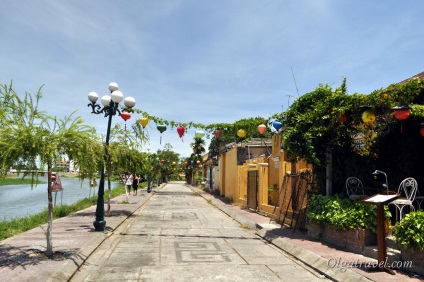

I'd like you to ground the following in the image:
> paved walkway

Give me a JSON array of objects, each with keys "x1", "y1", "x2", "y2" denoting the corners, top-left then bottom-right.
[
  {"x1": 0, "y1": 181, "x2": 422, "y2": 281},
  {"x1": 71, "y1": 183, "x2": 330, "y2": 281}
]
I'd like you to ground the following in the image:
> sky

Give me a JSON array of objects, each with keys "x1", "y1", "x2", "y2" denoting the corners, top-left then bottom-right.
[{"x1": 1, "y1": 0, "x2": 423, "y2": 158}]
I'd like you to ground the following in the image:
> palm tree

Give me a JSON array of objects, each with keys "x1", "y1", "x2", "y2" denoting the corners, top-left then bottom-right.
[{"x1": 191, "y1": 137, "x2": 206, "y2": 159}]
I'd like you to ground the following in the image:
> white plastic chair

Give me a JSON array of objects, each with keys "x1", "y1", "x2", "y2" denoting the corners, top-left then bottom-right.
[
  {"x1": 346, "y1": 177, "x2": 365, "y2": 200},
  {"x1": 389, "y1": 178, "x2": 417, "y2": 221}
]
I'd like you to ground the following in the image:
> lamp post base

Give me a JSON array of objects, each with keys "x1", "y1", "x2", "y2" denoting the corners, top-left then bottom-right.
[
  {"x1": 93, "y1": 219, "x2": 106, "y2": 231},
  {"x1": 147, "y1": 172, "x2": 151, "y2": 193}
]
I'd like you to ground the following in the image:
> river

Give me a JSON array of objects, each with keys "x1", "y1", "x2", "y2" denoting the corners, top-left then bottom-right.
[{"x1": 0, "y1": 176, "x2": 119, "y2": 222}]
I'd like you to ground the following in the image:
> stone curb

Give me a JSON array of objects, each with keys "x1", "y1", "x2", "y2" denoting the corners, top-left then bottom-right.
[{"x1": 256, "y1": 229, "x2": 372, "y2": 282}]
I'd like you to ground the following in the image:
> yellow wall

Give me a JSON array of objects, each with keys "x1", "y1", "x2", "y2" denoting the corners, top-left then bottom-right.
[
  {"x1": 222, "y1": 147, "x2": 238, "y2": 202},
  {"x1": 218, "y1": 135, "x2": 312, "y2": 227},
  {"x1": 257, "y1": 163, "x2": 269, "y2": 212}
]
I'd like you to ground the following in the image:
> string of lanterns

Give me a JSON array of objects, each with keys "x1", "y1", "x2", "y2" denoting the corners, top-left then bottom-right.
[
  {"x1": 342, "y1": 104, "x2": 423, "y2": 136},
  {"x1": 116, "y1": 102, "x2": 423, "y2": 149}
]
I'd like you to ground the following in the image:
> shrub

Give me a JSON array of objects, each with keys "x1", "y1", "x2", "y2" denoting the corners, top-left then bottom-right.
[
  {"x1": 306, "y1": 194, "x2": 391, "y2": 233},
  {"x1": 392, "y1": 211, "x2": 424, "y2": 252}
]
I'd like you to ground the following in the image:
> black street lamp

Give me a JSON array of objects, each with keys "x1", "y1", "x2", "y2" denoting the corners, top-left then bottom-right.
[
  {"x1": 147, "y1": 152, "x2": 155, "y2": 193},
  {"x1": 87, "y1": 82, "x2": 136, "y2": 231}
]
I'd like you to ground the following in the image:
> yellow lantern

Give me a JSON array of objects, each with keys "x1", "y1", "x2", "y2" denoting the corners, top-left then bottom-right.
[
  {"x1": 362, "y1": 110, "x2": 376, "y2": 124},
  {"x1": 139, "y1": 117, "x2": 149, "y2": 128},
  {"x1": 237, "y1": 129, "x2": 247, "y2": 139}
]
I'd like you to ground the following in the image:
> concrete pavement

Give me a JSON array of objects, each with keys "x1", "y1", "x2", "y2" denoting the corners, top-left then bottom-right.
[
  {"x1": 71, "y1": 182, "x2": 331, "y2": 281},
  {"x1": 0, "y1": 181, "x2": 422, "y2": 281}
]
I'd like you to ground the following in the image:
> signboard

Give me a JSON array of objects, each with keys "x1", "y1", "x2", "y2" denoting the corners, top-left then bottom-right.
[{"x1": 352, "y1": 132, "x2": 365, "y2": 151}]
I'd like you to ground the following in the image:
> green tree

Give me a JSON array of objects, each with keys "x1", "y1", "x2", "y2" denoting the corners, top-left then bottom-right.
[
  {"x1": 0, "y1": 83, "x2": 100, "y2": 256},
  {"x1": 191, "y1": 137, "x2": 206, "y2": 158}
]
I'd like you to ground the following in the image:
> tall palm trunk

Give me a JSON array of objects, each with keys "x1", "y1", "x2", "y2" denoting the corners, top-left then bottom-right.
[{"x1": 46, "y1": 162, "x2": 53, "y2": 256}]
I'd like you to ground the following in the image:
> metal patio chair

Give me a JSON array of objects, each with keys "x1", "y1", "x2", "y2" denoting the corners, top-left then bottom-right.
[
  {"x1": 346, "y1": 177, "x2": 366, "y2": 200},
  {"x1": 389, "y1": 177, "x2": 417, "y2": 221}
]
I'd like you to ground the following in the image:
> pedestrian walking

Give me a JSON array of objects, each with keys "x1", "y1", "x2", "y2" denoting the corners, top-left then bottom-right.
[
  {"x1": 123, "y1": 172, "x2": 133, "y2": 194},
  {"x1": 132, "y1": 174, "x2": 140, "y2": 195}
]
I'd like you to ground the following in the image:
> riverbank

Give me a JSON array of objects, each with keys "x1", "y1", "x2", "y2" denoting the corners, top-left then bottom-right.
[
  {"x1": 0, "y1": 184, "x2": 128, "y2": 240},
  {"x1": 0, "y1": 178, "x2": 44, "y2": 185}
]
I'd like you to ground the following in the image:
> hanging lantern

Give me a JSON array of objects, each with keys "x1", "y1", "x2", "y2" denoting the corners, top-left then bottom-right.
[
  {"x1": 272, "y1": 121, "x2": 283, "y2": 132},
  {"x1": 161, "y1": 159, "x2": 165, "y2": 163},
  {"x1": 195, "y1": 130, "x2": 205, "y2": 138},
  {"x1": 393, "y1": 105, "x2": 410, "y2": 120},
  {"x1": 392, "y1": 105, "x2": 410, "y2": 133},
  {"x1": 120, "y1": 111, "x2": 131, "y2": 130},
  {"x1": 420, "y1": 123, "x2": 424, "y2": 137},
  {"x1": 157, "y1": 124, "x2": 167, "y2": 144},
  {"x1": 196, "y1": 160, "x2": 200, "y2": 164},
  {"x1": 139, "y1": 117, "x2": 149, "y2": 138},
  {"x1": 214, "y1": 128, "x2": 222, "y2": 140},
  {"x1": 157, "y1": 124, "x2": 167, "y2": 133},
  {"x1": 139, "y1": 117, "x2": 149, "y2": 128},
  {"x1": 184, "y1": 161, "x2": 188, "y2": 166},
  {"x1": 121, "y1": 111, "x2": 131, "y2": 121},
  {"x1": 237, "y1": 129, "x2": 247, "y2": 139},
  {"x1": 362, "y1": 110, "x2": 376, "y2": 124},
  {"x1": 177, "y1": 125, "x2": 185, "y2": 142},
  {"x1": 258, "y1": 124, "x2": 267, "y2": 135},
  {"x1": 337, "y1": 112, "x2": 348, "y2": 123}
]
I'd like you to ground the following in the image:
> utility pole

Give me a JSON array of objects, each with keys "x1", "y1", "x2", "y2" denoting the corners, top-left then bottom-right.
[{"x1": 286, "y1": 94, "x2": 293, "y2": 109}]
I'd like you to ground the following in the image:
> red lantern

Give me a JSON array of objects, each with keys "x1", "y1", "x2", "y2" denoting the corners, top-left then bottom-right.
[
  {"x1": 392, "y1": 105, "x2": 410, "y2": 133},
  {"x1": 177, "y1": 125, "x2": 185, "y2": 142},
  {"x1": 258, "y1": 124, "x2": 266, "y2": 135},
  {"x1": 393, "y1": 106, "x2": 411, "y2": 120},
  {"x1": 196, "y1": 160, "x2": 200, "y2": 164},
  {"x1": 420, "y1": 124, "x2": 424, "y2": 137},
  {"x1": 161, "y1": 159, "x2": 165, "y2": 163},
  {"x1": 121, "y1": 111, "x2": 131, "y2": 121},
  {"x1": 214, "y1": 128, "x2": 222, "y2": 140},
  {"x1": 338, "y1": 113, "x2": 347, "y2": 123},
  {"x1": 184, "y1": 161, "x2": 188, "y2": 166}
]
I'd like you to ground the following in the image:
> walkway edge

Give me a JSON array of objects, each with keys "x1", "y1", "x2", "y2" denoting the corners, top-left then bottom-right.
[
  {"x1": 47, "y1": 187, "x2": 160, "y2": 282},
  {"x1": 256, "y1": 229, "x2": 372, "y2": 282}
]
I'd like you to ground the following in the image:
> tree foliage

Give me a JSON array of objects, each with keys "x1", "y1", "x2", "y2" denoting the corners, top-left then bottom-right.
[
  {"x1": 283, "y1": 77, "x2": 424, "y2": 193},
  {"x1": 0, "y1": 82, "x2": 100, "y2": 255}
]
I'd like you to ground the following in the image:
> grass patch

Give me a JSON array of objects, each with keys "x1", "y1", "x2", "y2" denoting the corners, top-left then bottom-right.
[
  {"x1": 0, "y1": 184, "x2": 126, "y2": 241},
  {"x1": 0, "y1": 177, "x2": 44, "y2": 185}
]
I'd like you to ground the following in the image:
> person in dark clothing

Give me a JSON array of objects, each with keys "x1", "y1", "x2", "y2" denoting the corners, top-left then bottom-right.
[{"x1": 132, "y1": 174, "x2": 140, "y2": 195}]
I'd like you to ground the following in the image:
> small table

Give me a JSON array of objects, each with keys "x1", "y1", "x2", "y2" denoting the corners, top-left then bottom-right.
[{"x1": 362, "y1": 193, "x2": 399, "y2": 275}]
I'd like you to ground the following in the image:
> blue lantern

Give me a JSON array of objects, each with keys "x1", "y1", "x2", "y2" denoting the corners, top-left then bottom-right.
[{"x1": 272, "y1": 121, "x2": 283, "y2": 131}]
